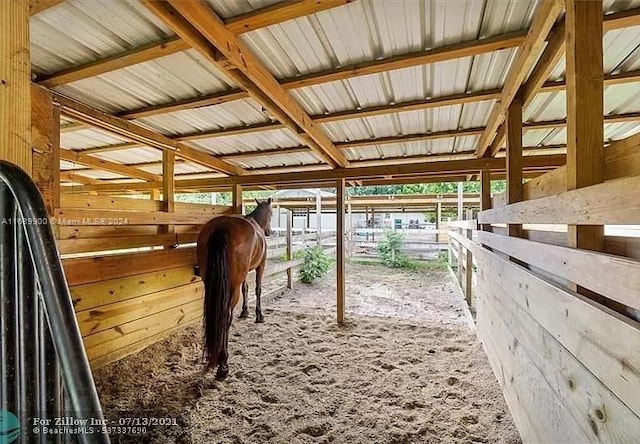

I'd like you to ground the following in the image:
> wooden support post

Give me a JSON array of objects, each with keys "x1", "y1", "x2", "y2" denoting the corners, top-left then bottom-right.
[
  {"x1": 305, "y1": 207, "x2": 310, "y2": 235},
  {"x1": 347, "y1": 202, "x2": 353, "y2": 258},
  {"x1": 286, "y1": 209, "x2": 293, "y2": 289},
  {"x1": 565, "y1": 0, "x2": 604, "y2": 253},
  {"x1": 0, "y1": 0, "x2": 31, "y2": 172},
  {"x1": 506, "y1": 91, "x2": 523, "y2": 238},
  {"x1": 232, "y1": 183, "x2": 243, "y2": 215},
  {"x1": 480, "y1": 170, "x2": 491, "y2": 232},
  {"x1": 162, "y1": 149, "x2": 175, "y2": 238},
  {"x1": 371, "y1": 209, "x2": 375, "y2": 242},
  {"x1": 336, "y1": 178, "x2": 346, "y2": 324},
  {"x1": 150, "y1": 189, "x2": 161, "y2": 200},
  {"x1": 464, "y1": 227, "x2": 473, "y2": 307},
  {"x1": 457, "y1": 182, "x2": 463, "y2": 220},
  {"x1": 436, "y1": 201, "x2": 442, "y2": 243},
  {"x1": 316, "y1": 190, "x2": 322, "y2": 246},
  {"x1": 31, "y1": 84, "x2": 60, "y2": 214},
  {"x1": 457, "y1": 227, "x2": 464, "y2": 284},
  {"x1": 365, "y1": 206, "x2": 369, "y2": 242}
]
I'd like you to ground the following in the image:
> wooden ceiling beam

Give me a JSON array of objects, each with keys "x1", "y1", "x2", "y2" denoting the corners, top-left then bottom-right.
[
  {"x1": 475, "y1": 0, "x2": 564, "y2": 158},
  {"x1": 29, "y1": 0, "x2": 63, "y2": 15},
  {"x1": 59, "y1": 171, "x2": 102, "y2": 185},
  {"x1": 336, "y1": 127, "x2": 485, "y2": 150},
  {"x1": 61, "y1": 153, "x2": 565, "y2": 193},
  {"x1": 53, "y1": 93, "x2": 243, "y2": 175},
  {"x1": 60, "y1": 149, "x2": 161, "y2": 182},
  {"x1": 145, "y1": 0, "x2": 347, "y2": 168}
]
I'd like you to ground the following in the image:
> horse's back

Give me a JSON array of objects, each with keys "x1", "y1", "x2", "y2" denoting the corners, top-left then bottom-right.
[{"x1": 197, "y1": 215, "x2": 265, "y2": 279}]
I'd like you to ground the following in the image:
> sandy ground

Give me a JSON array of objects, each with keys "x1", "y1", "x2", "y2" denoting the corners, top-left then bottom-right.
[{"x1": 94, "y1": 263, "x2": 520, "y2": 444}]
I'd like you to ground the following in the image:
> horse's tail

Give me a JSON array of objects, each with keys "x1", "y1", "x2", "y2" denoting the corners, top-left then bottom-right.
[{"x1": 203, "y1": 229, "x2": 231, "y2": 367}]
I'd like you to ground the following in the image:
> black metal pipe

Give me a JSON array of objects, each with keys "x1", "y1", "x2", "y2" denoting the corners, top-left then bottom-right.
[
  {"x1": 0, "y1": 161, "x2": 109, "y2": 444},
  {"x1": 17, "y1": 212, "x2": 39, "y2": 441},
  {"x1": 0, "y1": 183, "x2": 17, "y2": 413}
]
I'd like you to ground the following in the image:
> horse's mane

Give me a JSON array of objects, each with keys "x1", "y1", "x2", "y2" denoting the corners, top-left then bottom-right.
[{"x1": 246, "y1": 202, "x2": 270, "y2": 228}]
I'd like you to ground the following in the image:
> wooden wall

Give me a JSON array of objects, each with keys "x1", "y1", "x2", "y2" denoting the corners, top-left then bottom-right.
[
  {"x1": 56, "y1": 194, "x2": 229, "y2": 369},
  {"x1": 448, "y1": 130, "x2": 640, "y2": 441}
]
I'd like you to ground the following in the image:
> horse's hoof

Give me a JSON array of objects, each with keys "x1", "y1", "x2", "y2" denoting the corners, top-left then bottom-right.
[
  {"x1": 215, "y1": 367, "x2": 229, "y2": 381},
  {"x1": 239, "y1": 310, "x2": 249, "y2": 319},
  {"x1": 255, "y1": 317, "x2": 265, "y2": 324}
]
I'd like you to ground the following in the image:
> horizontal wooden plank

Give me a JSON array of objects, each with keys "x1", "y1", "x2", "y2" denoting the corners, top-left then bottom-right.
[
  {"x1": 63, "y1": 247, "x2": 196, "y2": 286},
  {"x1": 478, "y1": 231, "x2": 640, "y2": 311},
  {"x1": 54, "y1": 208, "x2": 215, "y2": 225},
  {"x1": 479, "y1": 175, "x2": 640, "y2": 225},
  {"x1": 60, "y1": 194, "x2": 230, "y2": 214},
  {"x1": 71, "y1": 266, "x2": 198, "y2": 312},
  {"x1": 58, "y1": 232, "x2": 198, "y2": 254},
  {"x1": 89, "y1": 317, "x2": 200, "y2": 370},
  {"x1": 84, "y1": 300, "x2": 202, "y2": 360},
  {"x1": 76, "y1": 281, "x2": 203, "y2": 336},
  {"x1": 474, "y1": 247, "x2": 640, "y2": 417},
  {"x1": 477, "y1": 284, "x2": 640, "y2": 442},
  {"x1": 477, "y1": 295, "x2": 591, "y2": 443},
  {"x1": 56, "y1": 224, "x2": 201, "y2": 240}
]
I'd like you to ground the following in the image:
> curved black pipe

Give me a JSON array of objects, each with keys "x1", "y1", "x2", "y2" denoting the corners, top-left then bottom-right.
[{"x1": 0, "y1": 160, "x2": 109, "y2": 444}]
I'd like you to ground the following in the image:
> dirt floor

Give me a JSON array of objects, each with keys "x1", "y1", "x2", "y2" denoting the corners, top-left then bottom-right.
[{"x1": 94, "y1": 263, "x2": 520, "y2": 444}]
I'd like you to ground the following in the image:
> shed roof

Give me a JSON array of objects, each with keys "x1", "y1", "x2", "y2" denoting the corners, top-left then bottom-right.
[{"x1": 29, "y1": 0, "x2": 640, "y2": 191}]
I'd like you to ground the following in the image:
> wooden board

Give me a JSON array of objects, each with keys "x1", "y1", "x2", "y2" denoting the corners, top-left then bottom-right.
[
  {"x1": 84, "y1": 300, "x2": 202, "y2": 360},
  {"x1": 63, "y1": 247, "x2": 196, "y2": 286},
  {"x1": 71, "y1": 266, "x2": 198, "y2": 312},
  {"x1": 478, "y1": 231, "x2": 640, "y2": 311},
  {"x1": 473, "y1": 247, "x2": 640, "y2": 417},
  {"x1": 58, "y1": 232, "x2": 198, "y2": 254},
  {"x1": 76, "y1": 281, "x2": 203, "y2": 336},
  {"x1": 477, "y1": 296, "x2": 591, "y2": 443},
  {"x1": 89, "y1": 317, "x2": 200, "y2": 370},
  {"x1": 53, "y1": 208, "x2": 215, "y2": 225},
  {"x1": 0, "y1": 0, "x2": 31, "y2": 172},
  {"x1": 31, "y1": 84, "x2": 60, "y2": 213},
  {"x1": 477, "y1": 282, "x2": 640, "y2": 442},
  {"x1": 56, "y1": 224, "x2": 201, "y2": 240},
  {"x1": 478, "y1": 175, "x2": 640, "y2": 225}
]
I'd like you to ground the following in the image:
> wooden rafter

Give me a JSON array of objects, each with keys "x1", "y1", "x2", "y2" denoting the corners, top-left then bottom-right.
[
  {"x1": 75, "y1": 109, "x2": 640, "y2": 164},
  {"x1": 60, "y1": 149, "x2": 162, "y2": 182},
  {"x1": 486, "y1": 7, "x2": 640, "y2": 157},
  {"x1": 475, "y1": 0, "x2": 563, "y2": 158},
  {"x1": 143, "y1": 0, "x2": 347, "y2": 168},
  {"x1": 36, "y1": 0, "x2": 350, "y2": 87},
  {"x1": 53, "y1": 93, "x2": 243, "y2": 175},
  {"x1": 65, "y1": 154, "x2": 565, "y2": 193},
  {"x1": 29, "y1": 0, "x2": 63, "y2": 15}
]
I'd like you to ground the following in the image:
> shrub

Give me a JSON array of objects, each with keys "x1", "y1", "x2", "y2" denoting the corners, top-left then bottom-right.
[
  {"x1": 377, "y1": 231, "x2": 412, "y2": 268},
  {"x1": 299, "y1": 246, "x2": 331, "y2": 283}
]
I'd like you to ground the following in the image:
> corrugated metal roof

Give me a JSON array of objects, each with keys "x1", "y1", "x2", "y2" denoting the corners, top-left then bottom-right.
[
  {"x1": 31, "y1": 0, "x2": 174, "y2": 76},
  {"x1": 53, "y1": 49, "x2": 235, "y2": 114},
  {"x1": 187, "y1": 128, "x2": 301, "y2": 156},
  {"x1": 28, "y1": 0, "x2": 640, "y2": 176}
]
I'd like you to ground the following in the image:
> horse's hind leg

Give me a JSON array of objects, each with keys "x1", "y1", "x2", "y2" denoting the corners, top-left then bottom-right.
[
  {"x1": 255, "y1": 262, "x2": 265, "y2": 323},
  {"x1": 216, "y1": 308, "x2": 233, "y2": 380},
  {"x1": 239, "y1": 280, "x2": 249, "y2": 319}
]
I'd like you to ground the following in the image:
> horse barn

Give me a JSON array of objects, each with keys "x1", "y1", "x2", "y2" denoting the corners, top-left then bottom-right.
[{"x1": 1, "y1": 0, "x2": 640, "y2": 442}]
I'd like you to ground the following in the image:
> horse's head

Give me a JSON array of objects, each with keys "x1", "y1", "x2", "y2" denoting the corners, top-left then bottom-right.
[{"x1": 253, "y1": 197, "x2": 273, "y2": 236}]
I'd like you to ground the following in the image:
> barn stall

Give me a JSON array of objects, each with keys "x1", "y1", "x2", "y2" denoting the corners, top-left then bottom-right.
[{"x1": 1, "y1": 0, "x2": 640, "y2": 442}]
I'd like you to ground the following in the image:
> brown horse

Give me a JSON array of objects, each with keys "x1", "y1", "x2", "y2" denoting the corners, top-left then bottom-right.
[{"x1": 196, "y1": 198, "x2": 273, "y2": 379}]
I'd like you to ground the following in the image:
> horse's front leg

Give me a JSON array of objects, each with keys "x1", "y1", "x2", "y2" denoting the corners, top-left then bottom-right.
[
  {"x1": 239, "y1": 280, "x2": 249, "y2": 319},
  {"x1": 255, "y1": 261, "x2": 265, "y2": 323}
]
